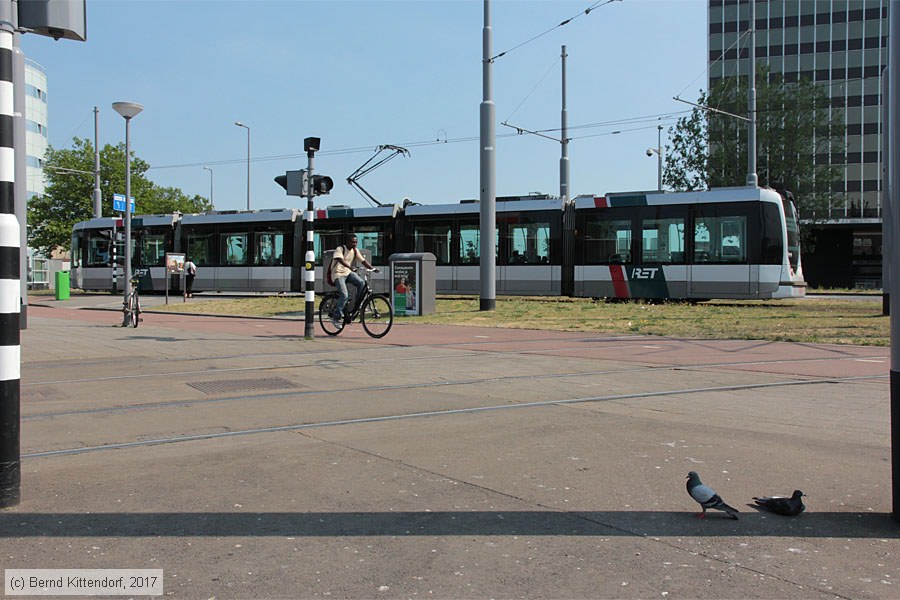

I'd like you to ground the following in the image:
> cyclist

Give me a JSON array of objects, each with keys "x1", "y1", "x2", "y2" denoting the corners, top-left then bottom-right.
[{"x1": 329, "y1": 234, "x2": 378, "y2": 328}]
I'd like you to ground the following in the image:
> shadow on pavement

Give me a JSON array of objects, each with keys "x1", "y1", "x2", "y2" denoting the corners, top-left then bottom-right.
[{"x1": 1, "y1": 511, "x2": 897, "y2": 538}]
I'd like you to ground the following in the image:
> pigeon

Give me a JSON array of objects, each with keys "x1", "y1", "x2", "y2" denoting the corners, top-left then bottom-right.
[
  {"x1": 752, "y1": 490, "x2": 805, "y2": 516},
  {"x1": 686, "y1": 471, "x2": 739, "y2": 519}
]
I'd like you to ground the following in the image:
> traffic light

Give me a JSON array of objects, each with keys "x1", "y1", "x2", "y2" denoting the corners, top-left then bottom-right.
[
  {"x1": 311, "y1": 175, "x2": 334, "y2": 196},
  {"x1": 274, "y1": 170, "x2": 308, "y2": 197}
]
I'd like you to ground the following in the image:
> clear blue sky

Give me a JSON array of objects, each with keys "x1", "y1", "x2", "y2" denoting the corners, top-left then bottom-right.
[{"x1": 22, "y1": 0, "x2": 707, "y2": 213}]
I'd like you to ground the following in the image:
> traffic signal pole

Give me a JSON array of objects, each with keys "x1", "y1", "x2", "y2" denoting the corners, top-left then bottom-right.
[
  {"x1": 304, "y1": 139, "x2": 318, "y2": 340},
  {"x1": 0, "y1": 1, "x2": 21, "y2": 508}
]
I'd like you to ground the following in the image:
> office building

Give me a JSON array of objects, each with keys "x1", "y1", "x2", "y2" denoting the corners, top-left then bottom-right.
[{"x1": 708, "y1": 0, "x2": 887, "y2": 288}]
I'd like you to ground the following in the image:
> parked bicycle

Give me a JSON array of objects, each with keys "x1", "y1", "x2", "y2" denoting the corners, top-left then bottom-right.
[
  {"x1": 122, "y1": 268, "x2": 147, "y2": 328},
  {"x1": 319, "y1": 268, "x2": 393, "y2": 338}
]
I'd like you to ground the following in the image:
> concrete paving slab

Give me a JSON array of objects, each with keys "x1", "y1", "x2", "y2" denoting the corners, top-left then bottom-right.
[{"x1": 1, "y1": 300, "x2": 897, "y2": 599}]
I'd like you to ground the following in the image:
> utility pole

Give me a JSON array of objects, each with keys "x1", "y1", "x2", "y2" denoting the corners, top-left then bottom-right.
[{"x1": 479, "y1": 0, "x2": 496, "y2": 311}]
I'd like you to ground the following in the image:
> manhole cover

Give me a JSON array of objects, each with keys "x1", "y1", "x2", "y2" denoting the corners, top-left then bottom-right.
[{"x1": 188, "y1": 377, "x2": 302, "y2": 395}]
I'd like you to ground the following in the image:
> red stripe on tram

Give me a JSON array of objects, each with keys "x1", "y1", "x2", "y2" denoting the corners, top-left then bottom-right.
[
  {"x1": 610, "y1": 265, "x2": 630, "y2": 298},
  {"x1": 593, "y1": 196, "x2": 608, "y2": 208}
]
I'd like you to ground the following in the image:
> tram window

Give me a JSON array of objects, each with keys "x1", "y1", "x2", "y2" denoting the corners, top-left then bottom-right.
[
  {"x1": 760, "y1": 203, "x2": 785, "y2": 264},
  {"x1": 253, "y1": 231, "x2": 285, "y2": 266},
  {"x1": 584, "y1": 218, "x2": 631, "y2": 264},
  {"x1": 86, "y1": 233, "x2": 111, "y2": 267},
  {"x1": 186, "y1": 232, "x2": 215, "y2": 266},
  {"x1": 641, "y1": 217, "x2": 685, "y2": 264},
  {"x1": 315, "y1": 228, "x2": 343, "y2": 265},
  {"x1": 71, "y1": 234, "x2": 82, "y2": 268},
  {"x1": 354, "y1": 228, "x2": 384, "y2": 264},
  {"x1": 141, "y1": 234, "x2": 167, "y2": 267},
  {"x1": 221, "y1": 233, "x2": 249, "y2": 266},
  {"x1": 507, "y1": 221, "x2": 550, "y2": 264},
  {"x1": 694, "y1": 213, "x2": 747, "y2": 263},
  {"x1": 413, "y1": 223, "x2": 451, "y2": 265},
  {"x1": 459, "y1": 223, "x2": 480, "y2": 264}
]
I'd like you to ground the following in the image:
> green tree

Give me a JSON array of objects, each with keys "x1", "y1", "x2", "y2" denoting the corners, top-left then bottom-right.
[
  {"x1": 663, "y1": 67, "x2": 845, "y2": 221},
  {"x1": 27, "y1": 137, "x2": 212, "y2": 256}
]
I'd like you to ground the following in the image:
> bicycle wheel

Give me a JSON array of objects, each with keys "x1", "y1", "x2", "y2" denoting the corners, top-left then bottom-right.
[
  {"x1": 319, "y1": 294, "x2": 343, "y2": 336},
  {"x1": 129, "y1": 293, "x2": 140, "y2": 328},
  {"x1": 360, "y1": 294, "x2": 393, "y2": 338}
]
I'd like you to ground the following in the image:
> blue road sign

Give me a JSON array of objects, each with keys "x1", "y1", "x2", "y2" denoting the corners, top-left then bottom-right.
[{"x1": 113, "y1": 193, "x2": 136, "y2": 213}]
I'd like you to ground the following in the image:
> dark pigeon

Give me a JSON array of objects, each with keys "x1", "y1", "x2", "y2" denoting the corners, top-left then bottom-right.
[
  {"x1": 686, "y1": 471, "x2": 739, "y2": 520},
  {"x1": 752, "y1": 490, "x2": 805, "y2": 516}
]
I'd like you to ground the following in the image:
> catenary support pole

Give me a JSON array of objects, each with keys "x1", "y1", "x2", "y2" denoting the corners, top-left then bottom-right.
[
  {"x1": 559, "y1": 45, "x2": 569, "y2": 201},
  {"x1": 883, "y1": 69, "x2": 890, "y2": 317},
  {"x1": 479, "y1": 0, "x2": 496, "y2": 311},
  {"x1": 0, "y1": 4, "x2": 22, "y2": 508},
  {"x1": 889, "y1": 0, "x2": 900, "y2": 524},
  {"x1": 93, "y1": 107, "x2": 101, "y2": 218},
  {"x1": 304, "y1": 149, "x2": 316, "y2": 340},
  {"x1": 746, "y1": 0, "x2": 757, "y2": 187}
]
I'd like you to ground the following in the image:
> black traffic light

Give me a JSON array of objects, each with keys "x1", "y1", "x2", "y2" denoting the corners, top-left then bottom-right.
[
  {"x1": 311, "y1": 175, "x2": 334, "y2": 196},
  {"x1": 274, "y1": 170, "x2": 308, "y2": 197}
]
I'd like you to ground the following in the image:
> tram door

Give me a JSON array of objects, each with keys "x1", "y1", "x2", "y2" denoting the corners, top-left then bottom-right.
[{"x1": 689, "y1": 212, "x2": 750, "y2": 297}]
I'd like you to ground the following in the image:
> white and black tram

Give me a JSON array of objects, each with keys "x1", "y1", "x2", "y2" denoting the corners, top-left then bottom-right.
[{"x1": 71, "y1": 186, "x2": 805, "y2": 300}]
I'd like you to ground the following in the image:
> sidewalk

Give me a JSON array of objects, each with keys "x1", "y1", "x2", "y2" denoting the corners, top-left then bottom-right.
[{"x1": 2, "y1": 299, "x2": 897, "y2": 598}]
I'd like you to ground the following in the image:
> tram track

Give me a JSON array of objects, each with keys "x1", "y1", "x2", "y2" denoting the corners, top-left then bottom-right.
[
  {"x1": 22, "y1": 342, "x2": 888, "y2": 388},
  {"x1": 22, "y1": 373, "x2": 886, "y2": 460},
  {"x1": 21, "y1": 349, "x2": 888, "y2": 421}
]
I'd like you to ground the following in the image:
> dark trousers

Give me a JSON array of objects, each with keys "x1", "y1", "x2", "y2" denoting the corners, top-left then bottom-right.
[{"x1": 186, "y1": 274, "x2": 195, "y2": 295}]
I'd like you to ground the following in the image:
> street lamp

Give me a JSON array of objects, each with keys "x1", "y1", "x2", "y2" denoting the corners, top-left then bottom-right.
[
  {"x1": 202, "y1": 166, "x2": 214, "y2": 210},
  {"x1": 646, "y1": 125, "x2": 664, "y2": 192},
  {"x1": 234, "y1": 121, "x2": 250, "y2": 210},
  {"x1": 112, "y1": 101, "x2": 144, "y2": 326}
]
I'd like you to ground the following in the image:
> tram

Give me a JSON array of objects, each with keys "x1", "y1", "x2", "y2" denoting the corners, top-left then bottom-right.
[{"x1": 70, "y1": 186, "x2": 805, "y2": 300}]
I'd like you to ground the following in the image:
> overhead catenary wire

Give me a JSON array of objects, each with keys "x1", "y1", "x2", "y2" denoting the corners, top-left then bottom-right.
[
  {"x1": 147, "y1": 108, "x2": 688, "y2": 172},
  {"x1": 489, "y1": 0, "x2": 622, "y2": 62}
]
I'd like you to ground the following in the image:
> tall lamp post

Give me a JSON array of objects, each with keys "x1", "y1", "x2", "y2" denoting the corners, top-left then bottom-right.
[
  {"x1": 235, "y1": 121, "x2": 251, "y2": 210},
  {"x1": 646, "y1": 125, "x2": 664, "y2": 192},
  {"x1": 203, "y1": 166, "x2": 214, "y2": 209},
  {"x1": 112, "y1": 101, "x2": 143, "y2": 326}
]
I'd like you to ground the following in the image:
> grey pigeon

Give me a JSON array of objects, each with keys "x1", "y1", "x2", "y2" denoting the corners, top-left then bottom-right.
[
  {"x1": 752, "y1": 490, "x2": 805, "y2": 516},
  {"x1": 686, "y1": 471, "x2": 739, "y2": 519}
]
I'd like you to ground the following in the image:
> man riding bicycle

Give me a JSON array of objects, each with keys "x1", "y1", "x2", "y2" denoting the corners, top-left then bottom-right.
[{"x1": 329, "y1": 234, "x2": 378, "y2": 329}]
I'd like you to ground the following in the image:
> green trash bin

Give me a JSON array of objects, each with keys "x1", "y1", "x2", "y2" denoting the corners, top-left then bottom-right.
[{"x1": 55, "y1": 271, "x2": 70, "y2": 300}]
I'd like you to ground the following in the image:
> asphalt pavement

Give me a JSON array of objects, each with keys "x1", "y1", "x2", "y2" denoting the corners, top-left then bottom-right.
[{"x1": 2, "y1": 293, "x2": 898, "y2": 599}]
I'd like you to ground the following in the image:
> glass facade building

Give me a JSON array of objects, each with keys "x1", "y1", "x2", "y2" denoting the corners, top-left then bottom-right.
[
  {"x1": 708, "y1": 0, "x2": 888, "y2": 219},
  {"x1": 25, "y1": 58, "x2": 48, "y2": 201}
]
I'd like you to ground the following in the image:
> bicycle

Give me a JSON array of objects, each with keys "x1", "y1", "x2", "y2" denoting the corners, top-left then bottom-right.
[
  {"x1": 122, "y1": 268, "x2": 147, "y2": 328},
  {"x1": 319, "y1": 268, "x2": 393, "y2": 338}
]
